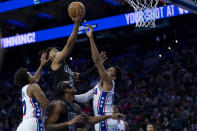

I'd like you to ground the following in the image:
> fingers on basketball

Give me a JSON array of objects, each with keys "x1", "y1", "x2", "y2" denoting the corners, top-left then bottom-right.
[{"x1": 68, "y1": 2, "x2": 86, "y2": 19}]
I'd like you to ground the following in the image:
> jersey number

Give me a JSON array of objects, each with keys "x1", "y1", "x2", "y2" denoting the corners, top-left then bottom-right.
[{"x1": 22, "y1": 100, "x2": 26, "y2": 116}]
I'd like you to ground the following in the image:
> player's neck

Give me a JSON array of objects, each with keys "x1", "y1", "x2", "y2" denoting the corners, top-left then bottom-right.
[{"x1": 63, "y1": 94, "x2": 74, "y2": 105}]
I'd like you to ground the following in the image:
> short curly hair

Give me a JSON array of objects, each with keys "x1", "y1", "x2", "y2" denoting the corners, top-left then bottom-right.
[{"x1": 14, "y1": 68, "x2": 29, "y2": 87}]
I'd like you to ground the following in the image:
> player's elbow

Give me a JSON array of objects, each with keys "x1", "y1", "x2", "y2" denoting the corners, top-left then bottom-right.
[
  {"x1": 77, "y1": 99, "x2": 87, "y2": 103},
  {"x1": 75, "y1": 95, "x2": 89, "y2": 103}
]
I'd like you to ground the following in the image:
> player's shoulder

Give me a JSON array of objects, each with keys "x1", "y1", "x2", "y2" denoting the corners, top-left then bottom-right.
[
  {"x1": 27, "y1": 83, "x2": 40, "y2": 93},
  {"x1": 29, "y1": 83, "x2": 40, "y2": 89},
  {"x1": 53, "y1": 100, "x2": 65, "y2": 113}
]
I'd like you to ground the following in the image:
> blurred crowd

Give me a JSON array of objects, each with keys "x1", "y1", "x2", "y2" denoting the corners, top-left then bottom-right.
[{"x1": 1, "y1": 40, "x2": 197, "y2": 131}]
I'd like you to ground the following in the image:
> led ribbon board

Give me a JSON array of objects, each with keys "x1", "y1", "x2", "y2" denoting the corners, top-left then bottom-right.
[
  {"x1": 0, "y1": 0, "x2": 53, "y2": 13},
  {"x1": 1, "y1": 5, "x2": 190, "y2": 48}
]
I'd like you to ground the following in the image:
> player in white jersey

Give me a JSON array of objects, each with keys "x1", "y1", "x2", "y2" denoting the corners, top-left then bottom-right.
[
  {"x1": 113, "y1": 105, "x2": 129, "y2": 131},
  {"x1": 75, "y1": 25, "x2": 122, "y2": 131},
  {"x1": 14, "y1": 53, "x2": 51, "y2": 131},
  {"x1": 15, "y1": 53, "x2": 81, "y2": 131}
]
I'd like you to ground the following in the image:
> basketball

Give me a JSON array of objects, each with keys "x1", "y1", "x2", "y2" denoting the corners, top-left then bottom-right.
[{"x1": 68, "y1": 2, "x2": 85, "y2": 19}]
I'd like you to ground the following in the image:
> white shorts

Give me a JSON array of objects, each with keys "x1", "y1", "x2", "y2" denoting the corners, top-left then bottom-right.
[
  {"x1": 95, "y1": 118, "x2": 118, "y2": 131},
  {"x1": 17, "y1": 118, "x2": 45, "y2": 131}
]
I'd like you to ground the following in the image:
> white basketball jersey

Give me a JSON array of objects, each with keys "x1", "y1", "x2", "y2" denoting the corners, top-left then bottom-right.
[
  {"x1": 93, "y1": 81, "x2": 118, "y2": 131},
  {"x1": 118, "y1": 120, "x2": 126, "y2": 131},
  {"x1": 22, "y1": 85, "x2": 43, "y2": 121}
]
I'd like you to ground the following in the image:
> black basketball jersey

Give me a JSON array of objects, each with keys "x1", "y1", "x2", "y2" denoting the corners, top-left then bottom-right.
[
  {"x1": 57, "y1": 100, "x2": 83, "y2": 131},
  {"x1": 52, "y1": 63, "x2": 74, "y2": 90}
]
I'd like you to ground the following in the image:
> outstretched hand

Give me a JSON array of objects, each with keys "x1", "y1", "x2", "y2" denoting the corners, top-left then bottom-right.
[
  {"x1": 67, "y1": 114, "x2": 85, "y2": 126},
  {"x1": 40, "y1": 53, "x2": 51, "y2": 66},
  {"x1": 111, "y1": 113, "x2": 126, "y2": 120},
  {"x1": 71, "y1": 9, "x2": 84, "y2": 24},
  {"x1": 99, "y1": 51, "x2": 108, "y2": 64},
  {"x1": 86, "y1": 24, "x2": 93, "y2": 38}
]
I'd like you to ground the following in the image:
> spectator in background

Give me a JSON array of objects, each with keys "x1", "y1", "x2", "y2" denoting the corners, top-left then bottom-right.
[
  {"x1": 146, "y1": 123, "x2": 155, "y2": 131},
  {"x1": 160, "y1": 117, "x2": 170, "y2": 130}
]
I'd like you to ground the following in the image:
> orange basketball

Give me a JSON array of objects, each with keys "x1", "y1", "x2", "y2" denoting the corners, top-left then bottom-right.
[{"x1": 68, "y1": 2, "x2": 85, "y2": 19}]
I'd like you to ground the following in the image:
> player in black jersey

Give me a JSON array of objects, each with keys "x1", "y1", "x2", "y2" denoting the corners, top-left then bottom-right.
[
  {"x1": 45, "y1": 81, "x2": 124, "y2": 131},
  {"x1": 39, "y1": 9, "x2": 98, "y2": 96}
]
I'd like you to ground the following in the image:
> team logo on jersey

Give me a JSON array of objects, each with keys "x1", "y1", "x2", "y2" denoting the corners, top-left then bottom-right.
[
  {"x1": 93, "y1": 88, "x2": 97, "y2": 94},
  {"x1": 64, "y1": 65, "x2": 74, "y2": 85}
]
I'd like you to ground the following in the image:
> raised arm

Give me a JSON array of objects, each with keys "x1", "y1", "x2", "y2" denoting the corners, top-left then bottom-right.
[
  {"x1": 55, "y1": 10, "x2": 84, "y2": 64},
  {"x1": 74, "y1": 89, "x2": 93, "y2": 103},
  {"x1": 28, "y1": 84, "x2": 50, "y2": 109},
  {"x1": 86, "y1": 25, "x2": 100, "y2": 64},
  {"x1": 33, "y1": 53, "x2": 50, "y2": 83},
  {"x1": 86, "y1": 25, "x2": 112, "y2": 91},
  {"x1": 46, "y1": 101, "x2": 83, "y2": 131}
]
